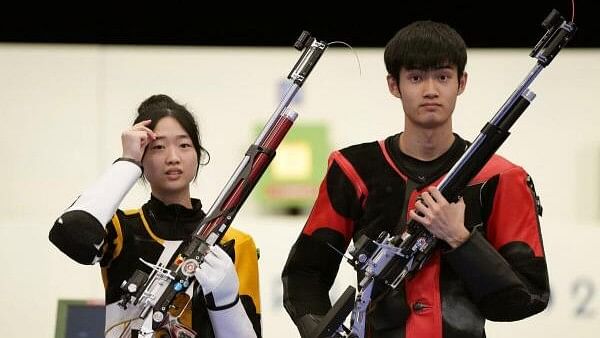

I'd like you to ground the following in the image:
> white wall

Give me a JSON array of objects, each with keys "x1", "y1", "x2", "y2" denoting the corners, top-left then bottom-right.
[{"x1": 1, "y1": 44, "x2": 599, "y2": 337}]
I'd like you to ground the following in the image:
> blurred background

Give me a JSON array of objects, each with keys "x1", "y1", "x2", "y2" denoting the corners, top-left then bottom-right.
[{"x1": 1, "y1": 1, "x2": 600, "y2": 337}]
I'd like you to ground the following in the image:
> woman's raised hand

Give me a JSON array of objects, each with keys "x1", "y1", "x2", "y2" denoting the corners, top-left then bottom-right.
[{"x1": 121, "y1": 120, "x2": 157, "y2": 162}]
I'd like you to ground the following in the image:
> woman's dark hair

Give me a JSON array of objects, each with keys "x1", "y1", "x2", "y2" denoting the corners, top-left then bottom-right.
[
  {"x1": 135, "y1": 94, "x2": 210, "y2": 177},
  {"x1": 384, "y1": 20, "x2": 467, "y2": 82}
]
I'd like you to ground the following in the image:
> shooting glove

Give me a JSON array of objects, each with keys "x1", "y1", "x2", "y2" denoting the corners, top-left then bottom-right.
[{"x1": 195, "y1": 245, "x2": 240, "y2": 309}]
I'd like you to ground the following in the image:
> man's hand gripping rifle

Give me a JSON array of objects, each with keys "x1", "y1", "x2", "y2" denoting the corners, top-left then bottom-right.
[
  {"x1": 312, "y1": 9, "x2": 576, "y2": 338},
  {"x1": 116, "y1": 31, "x2": 328, "y2": 337}
]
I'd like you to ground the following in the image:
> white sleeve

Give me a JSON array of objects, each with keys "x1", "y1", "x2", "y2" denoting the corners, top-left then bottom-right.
[
  {"x1": 208, "y1": 300, "x2": 257, "y2": 338},
  {"x1": 67, "y1": 160, "x2": 141, "y2": 225}
]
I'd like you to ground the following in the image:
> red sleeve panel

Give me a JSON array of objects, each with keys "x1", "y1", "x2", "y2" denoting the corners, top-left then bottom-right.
[
  {"x1": 486, "y1": 166, "x2": 544, "y2": 257},
  {"x1": 302, "y1": 151, "x2": 367, "y2": 245}
]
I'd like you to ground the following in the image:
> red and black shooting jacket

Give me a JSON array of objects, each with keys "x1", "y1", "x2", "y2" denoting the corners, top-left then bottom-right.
[{"x1": 282, "y1": 133, "x2": 549, "y2": 338}]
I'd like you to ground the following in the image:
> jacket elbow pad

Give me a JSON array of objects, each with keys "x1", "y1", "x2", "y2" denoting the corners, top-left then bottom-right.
[{"x1": 49, "y1": 210, "x2": 106, "y2": 265}]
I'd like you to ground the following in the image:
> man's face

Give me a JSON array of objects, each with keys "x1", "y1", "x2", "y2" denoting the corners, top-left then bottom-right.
[{"x1": 387, "y1": 65, "x2": 467, "y2": 129}]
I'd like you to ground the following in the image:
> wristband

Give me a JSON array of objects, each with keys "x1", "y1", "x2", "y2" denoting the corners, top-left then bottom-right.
[{"x1": 113, "y1": 157, "x2": 143, "y2": 173}]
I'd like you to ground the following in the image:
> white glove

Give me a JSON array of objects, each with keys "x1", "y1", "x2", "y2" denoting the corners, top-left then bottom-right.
[{"x1": 195, "y1": 245, "x2": 239, "y2": 308}]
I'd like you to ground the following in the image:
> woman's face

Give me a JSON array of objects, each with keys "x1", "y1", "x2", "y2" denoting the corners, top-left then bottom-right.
[{"x1": 142, "y1": 116, "x2": 198, "y2": 201}]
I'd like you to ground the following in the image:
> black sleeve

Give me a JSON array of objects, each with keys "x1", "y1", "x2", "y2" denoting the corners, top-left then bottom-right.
[
  {"x1": 49, "y1": 210, "x2": 106, "y2": 265},
  {"x1": 282, "y1": 229, "x2": 347, "y2": 337},
  {"x1": 444, "y1": 230, "x2": 549, "y2": 321},
  {"x1": 282, "y1": 153, "x2": 361, "y2": 337}
]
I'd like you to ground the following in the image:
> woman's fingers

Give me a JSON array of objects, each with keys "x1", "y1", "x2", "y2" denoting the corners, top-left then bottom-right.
[
  {"x1": 121, "y1": 120, "x2": 157, "y2": 160},
  {"x1": 131, "y1": 120, "x2": 157, "y2": 140}
]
